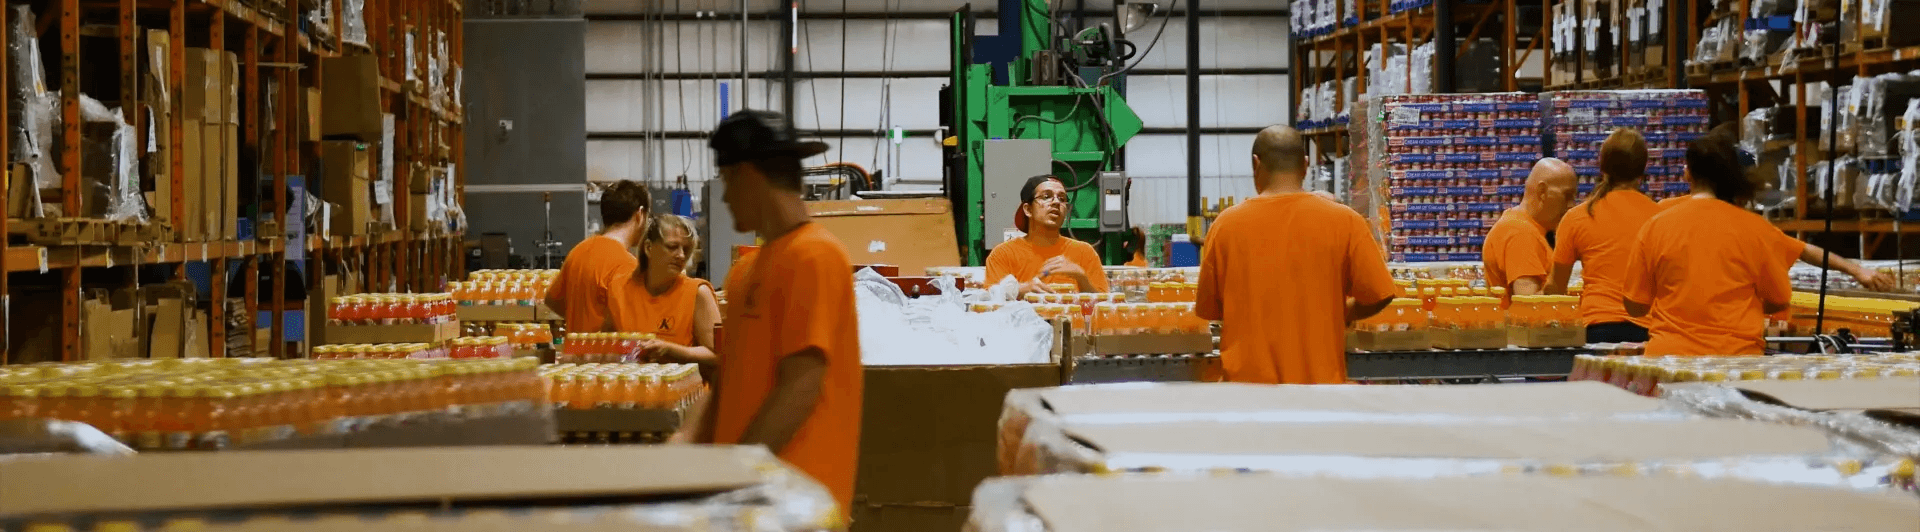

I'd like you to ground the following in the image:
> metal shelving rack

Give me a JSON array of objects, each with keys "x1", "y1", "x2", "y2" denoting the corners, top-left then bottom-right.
[
  {"x1": 1679, "y1": 0, "x2": 1920, "y2": 256},
  {"x1": 1538, "y1": 0, "x2": 1687, "y2": 91},
  {"x1": 1290, "y1": 0, "x2": 1529, "y2": 184},
  {"x1": 0, "y1": 0, "x2": 465, "y2": 364}
]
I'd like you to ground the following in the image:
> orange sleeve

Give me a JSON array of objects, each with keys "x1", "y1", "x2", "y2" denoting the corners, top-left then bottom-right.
[
  {"x1": 984, "y1": 243, "x2": 1026, "y2": 287},
  {"x1": 772, "y1": 246, "x2": 855, "y2": 361},
  {"x1": 1071, "y1": 243, "x2": 1111, "y2": 292},
  {"x1": 1344, "y1": 215, "x2": 1397, "y2": 304},
  {"x1": 1499, "y1": 233, "x2": 1552, "y2": 284},
  {"x1": 1552, "y1": 214, "x2": 1582, "y2": 267},
  {"x1": 1623, "y1": 222, "x2": 1657, "y2": 305},
  {"x1": 1755, "y1": 231, "x2": 1796, "y2": 307},
  {"x1": 1196, "y1": 225, "x2": 1226, "y2": 321},
  {"x1": 1773, "y1": 230, "x2": 1807, "y2": 267}
]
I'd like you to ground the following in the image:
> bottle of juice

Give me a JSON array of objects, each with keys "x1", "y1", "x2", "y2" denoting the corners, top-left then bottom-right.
[
  {"x1": 2, "y1": 384, "x2": 38, "y2": 421},
  {"x1": 99, "y1": 385, "x2": 136, "y2": 442}
]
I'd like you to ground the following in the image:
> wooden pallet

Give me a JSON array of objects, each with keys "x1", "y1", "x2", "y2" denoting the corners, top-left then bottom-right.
[{"x1": 7, "y1": 218, "x2": 170, "y2": 247}]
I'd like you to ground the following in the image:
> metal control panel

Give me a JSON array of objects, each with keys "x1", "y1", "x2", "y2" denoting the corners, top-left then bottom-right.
[{"x1": 1098, "y1": 171, "x2": 1127, "y2": 232}]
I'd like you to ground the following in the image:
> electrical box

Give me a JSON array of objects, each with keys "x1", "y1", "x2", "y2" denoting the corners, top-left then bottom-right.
[
  {"x1": 983, "y1": 139, "x2": 1055, "y2": 247},
  {"x1": 1098, "y1": 171, "x2": 1127, "y2": 232}
]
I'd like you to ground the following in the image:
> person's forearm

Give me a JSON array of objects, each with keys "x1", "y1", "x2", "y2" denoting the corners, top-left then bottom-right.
[
  {"x1": 1345, "y1": 297, "x2": 1393, "y2": 323},
  {"x1": 1510, "y1": 277, "x2": 1544, "y2": 296},
  {"x1": 1545, "y1": 265, "x2": 1574, "y2": 296},
  {"x1": 737, "y1": 372, "x2": 823, "y2": 453},
  {"x1": 1799, "y1": 244, "x2": 1858, "y2": 273}
]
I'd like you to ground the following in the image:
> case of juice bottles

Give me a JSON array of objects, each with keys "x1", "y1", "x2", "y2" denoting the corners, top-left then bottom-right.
[
  {"x1": 540, "y1": 363, "x2": 706, "y2": 412},
  {"x1": 0, "y1": 358, "x2": 548, "y2": 450}
]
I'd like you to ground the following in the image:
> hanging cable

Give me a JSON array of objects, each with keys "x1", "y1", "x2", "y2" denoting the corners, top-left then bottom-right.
[
  {"x1": 837, "y1": 0, "x2": 848, "y2": 164},
  {"x1": 1096, "y1": 0, "x2": 1178, "y2": 87},
  {"x1": 676, "y1": 0, "x2": 691, "y2": 175},
  {"x1": 871, "y1": 0, "x2": 897, "y2": 172}
]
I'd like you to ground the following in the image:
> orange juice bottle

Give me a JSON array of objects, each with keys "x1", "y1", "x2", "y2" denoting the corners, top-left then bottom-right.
[
  {"x1": 558, "y1": 375, "x2": 586, "y2": 409},
  {"x1": 3, "y1": 385, "x2": 39, "y2": 422},
  {"x1": 1491, "y1": 286, "x2": 1508, "y2": 309},
  {"x1": 39, "y1": 384, "x2": 75, "y2": 422},
  {"x1": 618, "y1": 373, "x2": 642, "y2": 409}
]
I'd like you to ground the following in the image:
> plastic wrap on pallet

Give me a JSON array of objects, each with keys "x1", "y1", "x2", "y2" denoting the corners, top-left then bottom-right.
[
  {"x1": 64, "y1": 93, "x2": 145, "y2": 223},
  {"x1": 343, "y1": 0, "x2": 369, "y2": 47},
  {"x1": 856, "y1": 268, "x2": 1054, "y2": 366},
  {"x1": 0, "y1": 419, "x2": 136, "y2": 455},
  {"x1": 1691, "y1": 19, "x2": 1733, "y2": 65},
  {"x1": 1662, "y1": 383, "x2": 1920, "y2": 460},
  {"x1": 10, "y1": 5, "x2": 59, "y2": 204},
  {"x1": 1743, "y1": 108, "x2": 1776, "y2": 157},
  {"x1": 1409, "y1": 41, "x2": 1434, "y2": 95}
]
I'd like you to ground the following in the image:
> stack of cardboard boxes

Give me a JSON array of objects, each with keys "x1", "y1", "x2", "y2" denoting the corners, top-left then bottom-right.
[
  {"x1": 144, "y1": 38, "x2": 239, "y2": 242},
  {"x1": 74, "y1": 282, "x2": 211, "y2": 361},
  {"x1": 318, "y1": 54, "x2": 385, "y2": 237}
]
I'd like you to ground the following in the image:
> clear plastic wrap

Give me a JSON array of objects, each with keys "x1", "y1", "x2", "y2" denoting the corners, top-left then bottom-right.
[
  {"x1": 855, "y1": 267, "x2": 1054, "y2": 366},
  {"x1": 10, "y1": 5, "x2": 59, "y2": 207},
  {"x1": 1662, "y1": 383, "x2": 1920, "y2": 460},
  {"x1": 1409, "y1": 41, "x2": 1434, "y2": 95},
  {"x1": 343, "y1": 0, "x2": 369, "y2": 46},
  {"x1": 0, "y1": 418, "x2": 136, "y2": 455}
]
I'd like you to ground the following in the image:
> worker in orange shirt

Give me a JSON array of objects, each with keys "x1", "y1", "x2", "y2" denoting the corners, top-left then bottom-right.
[
  {"x1": 545, "y1": 181, "x2": 650, "y2": 333},
  {"x1": 1196, "y1": 125, "x2": 1397, "y2": 384},
  {"x1": 1483, "y1": 158, "x2": 1577, "y2": 296},
  {"x1": 1624, "y1": 133, "x2": 1793, "y2": 355},
  {"x1": 985, "y1": 175, "x2": 1111, "y2": 295},
  {"x1": 683, "y1": 110, "x2": 862, "y2": 513},
  {"x1": 1122, "y1": 226, "x2": 1150, "y2": 267},
  {"x1": 1546, "y1": 129, "x2": 1661, "y2": 343},
  {"x1": 607, "y1": 214, "x2": 719, "y2": 369}
]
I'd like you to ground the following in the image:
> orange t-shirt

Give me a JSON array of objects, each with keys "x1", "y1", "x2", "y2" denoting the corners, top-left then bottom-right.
[
  {"x1": 606, "y1": 272, "x2": 713, "y2": 347},
  {"x1": 1552, "y1": 190, "x2": 1661, "y2": 326},
  {"x1": 1195, "y1": 193, "x2": 1397, "y2": 384},
  {"x1": 1482, "y1": 207, "x2": 1552, "y2": 293},
  {"x1": 716, "y1": 222, "x2": 862, "y2": 512},
  {"x1": 984, "y1": 236, "x2": 1112, "y2": 292},
  {"x1": 1624, "y1": 198, "x2": 1794, "y2": 355},
  {"x1": 1661, "y1": 194, "x2": 1808, "y2": 321},
  {"x1": 547, "y1": 235, "x2": 637, "y2": 333}
]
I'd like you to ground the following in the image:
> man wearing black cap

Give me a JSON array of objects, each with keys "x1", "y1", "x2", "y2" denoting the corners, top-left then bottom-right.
[
  {"x1": 984, "y1": 175, "x2": 1111, "y2": 295},
  {"x1": 691, "y1": 110, "x2": 863, "y2": 513}
]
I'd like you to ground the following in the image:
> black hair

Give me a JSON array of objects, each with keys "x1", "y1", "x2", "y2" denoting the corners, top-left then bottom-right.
[
  {"x1": 600, "y1": 181, "x2": 651, "y2": 228},
  {"x1": 1019, "y1": 175, "x2": 1060, "y2": 204},
  {"x1": 1685, "y1": 131, "x2": 1754, "y2": 206}
]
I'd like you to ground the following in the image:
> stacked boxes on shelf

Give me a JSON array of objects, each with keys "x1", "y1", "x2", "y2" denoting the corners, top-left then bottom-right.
[
  {"x1": 1545, "y1": 90, "x2": 1707, "y2": 202},
  {"x1": 1352, "y1": 94, "x2": 1544, "y2": 262}
]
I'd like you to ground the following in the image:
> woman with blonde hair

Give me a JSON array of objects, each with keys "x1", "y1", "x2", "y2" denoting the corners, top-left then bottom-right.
[{"x1": 606, "y1": 214, "x2": 719, "y2": 366}]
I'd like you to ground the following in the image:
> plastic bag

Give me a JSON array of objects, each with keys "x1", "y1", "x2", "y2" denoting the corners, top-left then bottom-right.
[
  {"x1": 343, "y1": 0, "x2": 369, "y2": 46},
  {"x1": 856, "y1": 268, "x2": 1054, "y2": 366},
  {"x1": 10, "y1": 5, "x2": 59, "y2": 207}
]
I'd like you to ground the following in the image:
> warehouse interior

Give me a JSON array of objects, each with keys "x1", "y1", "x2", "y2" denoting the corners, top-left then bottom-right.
[{"x1": 3, "y1": 0, "x2": 1920, "y2": 530}]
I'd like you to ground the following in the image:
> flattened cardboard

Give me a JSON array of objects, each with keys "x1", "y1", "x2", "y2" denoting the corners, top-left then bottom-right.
[
  {"x1": 221, "y1": 122, "x2": 239, "y2": 240},
  {"x1": 1718, "y1": 378, "x2": 1920, "y2": 411},
  {"x1": 1009, "y1": 475, "x2": 1920, "y2": 532},
  {"x1": 182, "y1": 48, "x2": 221, "y2": 122},
  {"x1": 180, "y1": 119, "x2": 206, "y2": 241},
  {"x1": 323, "y1": 321, "x2": 460, "y2": 344},
  {"x1": 0, "y1": 446, "x2": 764, "y2": 518},
  {"x1": 1035, "y1": 381, "x2": 1663, "y2": 418},
  {"x1": 1509, "y1": 326, "x2": 1586, "y2": 348},
  {"x1": 1058, "y1": 418, "x2": 1831, "y2": 462},
  {"x1": 455, "y1": 303, "x2": 564, "y2": 322},
  {"x1": 808, "y1": 198, "x2": 961, "y2": 276},
  {"x1": 319, "y1": 141, "x2": 371, "y2": 235},
  {"x1": 1088, "y1": 333, "x2": 1213, "y2": 355},
  {"x1": 304, "y1": 87, "x2": 323, "y2": 142},
  {"x1": 859, "y1": 363, "x2": 1061, "y2": 506},
  {"x1": 1431, "y1": 327, "x2": 1508, "y2": 349},
  {"x1": 1347, "y1": 330, "x2": 1430, "y2": 351}
]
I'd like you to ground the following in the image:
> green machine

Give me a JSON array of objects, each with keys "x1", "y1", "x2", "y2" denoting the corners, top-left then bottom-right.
[{"x1": 941, "y1": 0, "x2": 1156, "y2": 265}]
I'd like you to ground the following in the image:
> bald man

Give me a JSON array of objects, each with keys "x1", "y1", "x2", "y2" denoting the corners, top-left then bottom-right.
[
  {"x1": 1195, "y1": 125, "x2": 1397, "y2": 384},
  {"x1": 1484, "y1": 158, "x2": 1578, "y2": 296}
]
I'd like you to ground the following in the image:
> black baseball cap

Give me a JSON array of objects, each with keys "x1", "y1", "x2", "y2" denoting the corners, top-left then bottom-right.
[
  {"x1": 709, "y1": 110, "x2": 831, "y2": 166},
  {"x1": 1014, "y1": 175, "x2": 1062, "y2": 233}
]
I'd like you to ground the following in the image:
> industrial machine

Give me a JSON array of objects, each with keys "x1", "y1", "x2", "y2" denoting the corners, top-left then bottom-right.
[{"x1": 942, "y1": 0, "x2": 1155, "y2": 265}]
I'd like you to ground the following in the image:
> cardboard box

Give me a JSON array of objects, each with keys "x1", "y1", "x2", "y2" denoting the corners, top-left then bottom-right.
[
  {"x1": 144, "y1": 31, "x2": 174, "y2": 231},
  {"x1": 853, "y1": 502, "x2": 970, "y2": 532},
  {"x1": 320, "y1": 141, "x2": 372, "y2": 235},
  {"x1": 1347, "y1": 330, "x2": 1430, "y2": 351},
  {"x1": 1430, "y1": 327, "x2": 1508, "y2": 350},
  {"x1": 144, "y1": 283, "x2": 195, "y2": 359},
  {"x1": 973, "y1": 475, "x2": 1920, "y2": 532},
  {"x1": 1508, "y1": 326, "x2": 1586, "y2": 348},
  {"x1": 307, "y1": 274, "x2": 347, "y2": 345},
  {"x1": 409, "y1": 192, "x2": 429, "y2": 231},
  {"x1": 198, "y1": 121, "x2": 224, "y2": 242},
  {"x1": 455, "y1": 303, "x2": 564, "y2": 322},
  {"x1": 808, "y1": 198, "x2": 962, "y2": 276},
  {"x1": 222, "y1": 51, "x2": 239, "y2": 125},
  {"x1": 304, "y1": 87, "x2": 323, "y2": 142},
  {"x1": 220, "y1": 122, "x2": 238, "y2": 241},
  {"x1": 320, "y1": 54, "x2": 384, "y2": 140},
  {"x1": 322, "y1": 321, "x2": 461, "y2": 344},
  {"x1": 182, "y1": 48, "x2": 222, "y2": 123},
  {"x1": 1697, "y1": 378, "x2": 1920, "y2": 412},
  {"x1": 83, "y1": 293, "x2": 139, "y2": 360},
  {"x1": 859, "y1": 363, "x2": 1061, "y2": 506},
  {"x1": 179, "y1": 119, "x2": 206, "y2": 241},
  {"x1": 1083, "y1": 333, "x2": 1214, "y2": 356},
  {"x1": 0, "y1": 446, "x2": 767, "y2": 519}
]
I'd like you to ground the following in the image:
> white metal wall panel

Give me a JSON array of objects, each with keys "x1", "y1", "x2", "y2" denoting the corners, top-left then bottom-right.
[
  {"x1": 1125, "y1": 74, "x2": 1292, "y2": 128},
  {"x1": 586, "y1": 20, "x2": 784, "y2": 73},
  {"x1": 796, "y1": 19, "x2": 955, "y2": 72},
  {"x1": 585, "y1": 79, "x2": 782, "y2": 133},
  {"x1": 588, "y1": 135, "x2": 943, "y2": 190},
  {"x1": 1127, "y1": 175, "x2": 1260, "y2": 226},
  {"x1": 791, "y1": 77, "x2": 946, "y2": 130},
  {"x1": 1124, "y1": 132, "x2": 1255, "y2": 179},
  {"x1": 1121, "y1": 16, "x2": 1290, "y2": 70}
]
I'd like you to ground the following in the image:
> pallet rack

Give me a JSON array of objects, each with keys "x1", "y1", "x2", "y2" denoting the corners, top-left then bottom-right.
[
  {"x1": 1290, "y1": 0, "x2": 1530, "y2": 182},
  {"x1": 1537, "y1": 0, "x2": 1688, "y2": 91},
  {"x1": 1679, "y1": 0, "x2": 1920, "y2": 257},
  {"x1": 0, "y1": 0, "x2": 465, "y2": 364}
]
